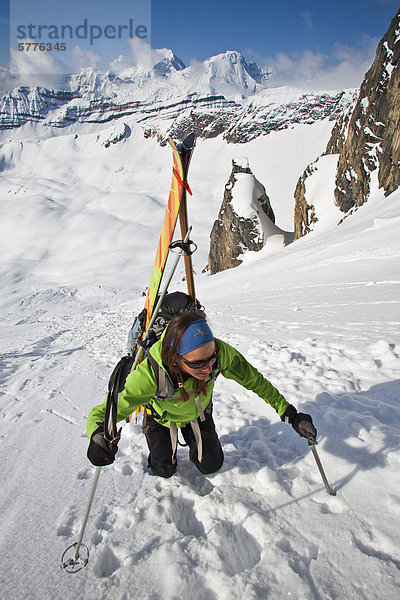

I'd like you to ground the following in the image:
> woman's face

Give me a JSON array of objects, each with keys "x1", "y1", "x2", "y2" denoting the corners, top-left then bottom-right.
[{"x1": 178, "y1": 340, "x2": 217, "y2": 380}]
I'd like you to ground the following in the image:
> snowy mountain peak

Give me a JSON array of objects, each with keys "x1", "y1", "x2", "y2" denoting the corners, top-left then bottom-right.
[
  {"x1": 152, "y1": 48, "x2": 186, "y2": 76},
  {"x1": 191, "y1": 51, "x2": 263, "y2": 98},
  {"x1": 69, "y1": 67, "x2": 123, "y2": 98}
]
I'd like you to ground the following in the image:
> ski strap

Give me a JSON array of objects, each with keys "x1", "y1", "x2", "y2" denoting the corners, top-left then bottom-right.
[{"x1": 172, "y1": 167, "x2": 192, "y2": 195}]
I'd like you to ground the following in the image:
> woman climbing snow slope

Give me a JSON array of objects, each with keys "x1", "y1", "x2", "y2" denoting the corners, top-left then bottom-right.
[{"x1": 87, "y1": 308, "x2": 316, "y2": 477}]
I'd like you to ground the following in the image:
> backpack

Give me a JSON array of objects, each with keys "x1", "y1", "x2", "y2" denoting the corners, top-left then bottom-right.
[
  {"x1": 104, "y1": 292, "x2": 203, "y2": 432},
  {"x1": 127, "y1": 291, "x2": 202, "y2": 355}
]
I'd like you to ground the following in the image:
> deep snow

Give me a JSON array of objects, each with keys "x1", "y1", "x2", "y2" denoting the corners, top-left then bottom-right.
[{"x1": 0, "y1": 122, "x2": 399, "y2": 600}]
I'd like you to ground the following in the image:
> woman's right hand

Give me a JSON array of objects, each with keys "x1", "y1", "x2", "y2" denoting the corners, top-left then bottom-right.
[{"x1": 87, "y1": 424, "x2": 120, "y2": 466}]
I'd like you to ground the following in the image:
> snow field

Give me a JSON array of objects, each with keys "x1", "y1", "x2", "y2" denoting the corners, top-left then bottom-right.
[{"x1": 0, "y1": 122, "x2": 399, "y2": 599}]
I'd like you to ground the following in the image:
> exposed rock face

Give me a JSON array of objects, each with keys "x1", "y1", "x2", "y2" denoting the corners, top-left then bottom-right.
[
  {"x1": 208, "y1": 158, "x2": 292, "y2": 274},
  {"x1": 334, "y1": 9, "x2": 400, "y2": 212},
  {"x1": 0, "y1": 86, "x2": 78, "y2": 129},
  {"x1": 223, "y1": 91, "x2": 352, "y2": 144},
  {"x1": 152, "y1": 49, "x2": 186, "y2": 77},
  {"x1": 293, "y1": 162, "x2": 318, "y2": 240},
  {"x1": 208, "y1": 159, "x2": 273, "y2": 274},
  {"x1": 324, "y1": 104, "x2": 355, "y2": 155},
  {"x1": 165, "y1": 90, "x2": 353, "y2": 145},
  {"x1": 293, "y1": 8, "x2": 400, "y2": 238}
]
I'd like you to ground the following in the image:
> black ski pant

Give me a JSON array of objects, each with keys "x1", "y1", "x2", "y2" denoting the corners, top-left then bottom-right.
[{"x1": 143, "y1": 407, "x2": 224, "y2": 478}]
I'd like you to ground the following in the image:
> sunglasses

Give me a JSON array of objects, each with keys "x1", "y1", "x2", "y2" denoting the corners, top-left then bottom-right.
[{"x1": 179, "y1": 346, "x2": 219, "y2": 370}]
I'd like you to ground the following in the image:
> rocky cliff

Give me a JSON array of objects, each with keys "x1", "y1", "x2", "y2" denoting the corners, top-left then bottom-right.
[
  {"x1": 294, "y1": 8, "x2": 400, "y2": 238},
  {"x1": 293, "y1": 161, "x2": 319, "y2": 240},
  {"x1": 208, "y1": 158, "x2": 292, "y2": 274},
  {"x1": 335, "y1": 8, "x2": 400, "y2": 212}
]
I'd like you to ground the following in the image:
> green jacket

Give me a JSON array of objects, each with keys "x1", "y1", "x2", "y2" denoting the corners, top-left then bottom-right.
[{"x1": 86, "y1": 335, "x2": 290, "y2": 438}]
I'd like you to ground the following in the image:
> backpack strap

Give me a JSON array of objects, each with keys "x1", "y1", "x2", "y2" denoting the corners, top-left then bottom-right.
[
  {"x1": 169, "y1": 417, "x2": 203, "y2": 464},
  {"x1": 170, "y1": 422, "x2": 178, "y2": 464},
  {"x1": 145, "y1": 350, "x2": 177, "y2": 400},
  {"x1": 104, "y1": 355, "x2": 135, "y2": 441},
  {"x1": 194, "y1": 395, "x2": 205, "y2": 422}
]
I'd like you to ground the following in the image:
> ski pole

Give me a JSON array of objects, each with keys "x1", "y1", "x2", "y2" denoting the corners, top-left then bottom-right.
[
  {"x1": 61, "y1": 228, "x2": 195, "y2": 573},
  {"x1": 307, "y1": 434, "x2": 336, "y2": 496},
  {"x1": 60, "y1": 466, "x2": 101, "y2": 572}
]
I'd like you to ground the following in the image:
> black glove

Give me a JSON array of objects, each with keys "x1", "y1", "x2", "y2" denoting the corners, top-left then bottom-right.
[
  {"x1": 281, "y1": 405, "x2": 317, "y2": 439},
  {"x1": 87, "y1": 424, "x2": 120, "y2": 466}
]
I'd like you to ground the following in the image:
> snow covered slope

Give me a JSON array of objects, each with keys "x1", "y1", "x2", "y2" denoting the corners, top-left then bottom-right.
[{"x1": 0, "y1": 122, "x2": 399, "y2": 599}]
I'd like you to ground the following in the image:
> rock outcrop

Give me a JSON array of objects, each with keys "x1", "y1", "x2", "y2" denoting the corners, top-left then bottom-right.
[
  {"x1": 208, "y1": 158, "x2": 292, "y2": 274},
  {"x1": 96, "y1": 122, "x2": 131, "y2": 147},
  {"x1": 293, "y1": 161, "x2": 319, "y2": 240},
  {"x1": 324, "y1": 104, "x2": 355, "y2": 156},
  {"x1": 294, "y1": 8, "x2": 400, "y2": 238},
  {"x1": 334, "y1": 8, "x2": 400, "y2": 211},
  {"x1": 223, "y1": 90, "x2": 352, "y2": 144}
]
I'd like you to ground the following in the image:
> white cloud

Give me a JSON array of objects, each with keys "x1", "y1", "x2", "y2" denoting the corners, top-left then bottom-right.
[
  {"x1": 109, "y1": 37, "x2": 152, "y2": 74},
  {"x1": 261, "y1": 37, "x2": 378, "y2": 90},
  {"x1": 71, "y1": 46, "x2": 102, "y2": 70},
  {"x1": 108, "y1": 53, "x2": 132, "y2": 75},
  {"x1": 10, "y1": 43, "x2": 71, "y2": 77},
  {"x1": 0, "y1": 42, "x2": 104, "y2": 92},
  {"x1": 0, "y1": 45, "x2": 72, "y2": 92}
]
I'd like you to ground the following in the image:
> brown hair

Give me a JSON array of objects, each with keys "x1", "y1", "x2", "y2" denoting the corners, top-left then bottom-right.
[{"x1": 161, "y1": 309, "x2": 210, "y2": 402}]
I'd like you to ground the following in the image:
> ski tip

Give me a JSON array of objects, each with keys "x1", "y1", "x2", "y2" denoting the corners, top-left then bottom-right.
[
  {"x1": 182, "y1": 132, "x2": 196, "y2": 149},
  {"x1": 176, "y1": 132, "x2": 196, "y2": 155}
]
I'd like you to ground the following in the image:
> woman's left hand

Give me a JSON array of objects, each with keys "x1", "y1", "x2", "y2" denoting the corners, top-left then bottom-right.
[{"x1": 292, "y1": 413, "x2": 317, "y2": 439}]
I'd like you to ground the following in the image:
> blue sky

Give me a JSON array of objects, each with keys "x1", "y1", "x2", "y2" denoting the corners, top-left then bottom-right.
[
  {"x1": 0, "y1": 0, "x2": 399, "y2": 89},
  {"x1": 151, "y1": 0, "x2": 398, "y2": 65}
]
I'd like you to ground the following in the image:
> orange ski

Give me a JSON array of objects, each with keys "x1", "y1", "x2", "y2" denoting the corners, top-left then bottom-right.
[{"x1": 143, "y1": 134, "x2": 195, "y2": 329}]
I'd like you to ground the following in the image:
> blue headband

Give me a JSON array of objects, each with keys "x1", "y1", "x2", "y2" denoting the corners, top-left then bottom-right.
[{"x1": 178, "y1": 319, "x2": 214, "y2": 355}]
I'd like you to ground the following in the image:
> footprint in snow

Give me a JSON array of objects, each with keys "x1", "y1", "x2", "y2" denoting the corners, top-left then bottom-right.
[
  {"x1": 113, "y1": 461, "x2": 134, "y2": 476},
  {"x1": 56, "y1": 508, "x2": 78, "y2": 537},
  {"x1": 91, "y1": 531, "x2": 103, "y2": 546},
  {"x1": 77, "y1": 467, "x2": 91, "y2": 480},
  {"x1": 167, "y1": 495, "x2": 205, "y2": 538},
  {"x1": 96, "y1": 506, "x2": 114, "y2": 532},
  {"x1": 122, "y1": 463, "x2": 133, "y2": 476},
  {"x1": 93, "y1": 544, "x2": 121, "y2": 578},
  {"x1": 351, "y1": 532, "x2": 400, "y2": 571},
  {"x1": 277, "y1": 538, "x2": 321, "y2": 598},
  {"x1": 176, "y1": 463, "x2": 214, "y2": 496},
  {"x1": 209, "y1": 520, "x2": 261, "y2": 576}
]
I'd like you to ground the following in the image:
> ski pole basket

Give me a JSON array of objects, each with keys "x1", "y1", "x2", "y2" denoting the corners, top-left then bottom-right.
[{"x1": 60, "y1": 542, "x2": 89, "y2": 573}]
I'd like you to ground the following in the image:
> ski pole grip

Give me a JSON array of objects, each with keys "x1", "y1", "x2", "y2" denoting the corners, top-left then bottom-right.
[{"x1": 307, "y1": 433, "x2": 318, "y2": 446}]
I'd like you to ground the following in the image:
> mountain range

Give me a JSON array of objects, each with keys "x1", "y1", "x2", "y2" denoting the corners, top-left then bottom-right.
[
  {"x1": 0, "y1": 49, "x2": 355, "y2": 145},
  {"x1": 1, "y1": 8, "x2": 399, "y2": 270}
]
